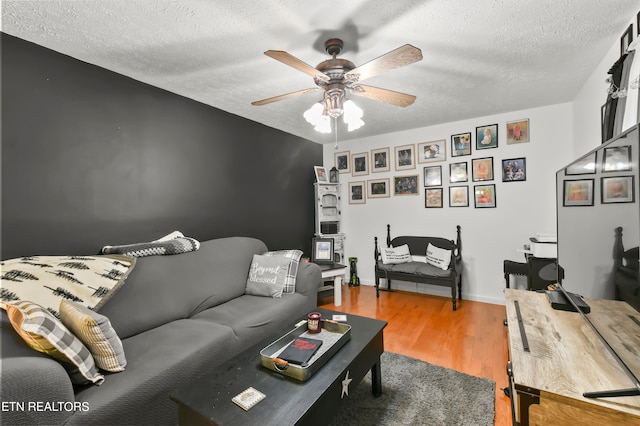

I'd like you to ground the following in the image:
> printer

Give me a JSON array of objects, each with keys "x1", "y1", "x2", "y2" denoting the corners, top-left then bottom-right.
[{"x1": 526, "y1": 233, "x2": 557, "y2": 258}]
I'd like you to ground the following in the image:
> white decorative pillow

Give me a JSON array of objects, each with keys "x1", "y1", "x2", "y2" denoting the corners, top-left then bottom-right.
[
  {"x1": 263, "y1": 249, "x2": 303, "y2": 294},
  {"x1": 426, "y1": 243, "x2": 452, "y2": 271},
  {"x1": 4, "y1": 300, "x2": 104, "y2": 385},
  {"x1": 245, "y1": 255, "x2": 290, "y2": 298},
  {"x1": 380, "y1": 244, "x2": 411, "y2": 265},
  {"x1": 59, "y1": 300, "x2": 127, "y2": 372},
  {"x1": 411, "y1": 255, "x2": 427, "y2": 263}
]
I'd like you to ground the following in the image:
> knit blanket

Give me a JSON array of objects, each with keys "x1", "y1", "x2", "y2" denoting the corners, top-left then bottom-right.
[{"x1": 101, "y1": 236, "x2": 200, "y2": 258}]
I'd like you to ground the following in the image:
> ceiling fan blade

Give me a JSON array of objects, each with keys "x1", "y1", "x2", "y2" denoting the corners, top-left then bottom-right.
[
  {"x1": 349, "y1": 85, "x2": 416, "y2": 107},
  {"x1": 344, "y1": 44, "x2": 422, "y2": 83},
  {"x1": 264, "y1": 50, "x2": 330, "y2": 82},
  {"x1": 251, "y1": 87, "x2": 320, "y2": 106}
]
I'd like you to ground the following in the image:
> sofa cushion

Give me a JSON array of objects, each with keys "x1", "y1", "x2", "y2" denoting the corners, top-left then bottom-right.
[
  {"x1": 381, "y1": 244, "x2": 411, "y2": 264},
  {"x1": 4, "y1": 300, "x2": 104, "y2": 385},
  {"x1": 263, "y1": 249, "x2": 303, "y2": 294},
  {"x1": 0, "y1": 254, "x2": 136, "y2": 318},
  {"x1": 377, "y1": 261, "x2": 453, "y2": 278},
  {"x1": 60, "y1": 300, "x2": 127, "y2": 372},
  {"x1": 426, "y1": 243, "x2": 451, "y2": 271},
  {"x1": 100, "y1": 237, "x2": 268, "y2": 339}
]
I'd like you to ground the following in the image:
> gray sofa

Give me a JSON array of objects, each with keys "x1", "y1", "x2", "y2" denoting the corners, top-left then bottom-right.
[{"x1": 1, "y1": 237, "x2": 322, "y2": 425}]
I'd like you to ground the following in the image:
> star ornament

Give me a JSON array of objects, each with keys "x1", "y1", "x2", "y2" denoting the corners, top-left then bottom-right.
[{"x1": 341, "y1": 370, "x2": 352, "y2": 398}]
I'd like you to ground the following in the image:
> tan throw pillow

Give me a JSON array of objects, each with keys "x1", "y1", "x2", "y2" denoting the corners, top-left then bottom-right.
[
  {"x1": 4, "y1": 300, "x2": 104, "y2": 385},
  {"x1": 59, "y1": 300, "x2": 127, "y2": 372}
]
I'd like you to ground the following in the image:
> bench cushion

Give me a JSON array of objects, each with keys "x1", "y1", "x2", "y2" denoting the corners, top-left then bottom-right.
[{"x1": 377, "y1": 261, "x2": 453, "y2": 278}]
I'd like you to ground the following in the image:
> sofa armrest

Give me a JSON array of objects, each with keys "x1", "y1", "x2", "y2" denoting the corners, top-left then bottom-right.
[{"x1": 294, "y1": 262, "x2": 322, "y2": 296}]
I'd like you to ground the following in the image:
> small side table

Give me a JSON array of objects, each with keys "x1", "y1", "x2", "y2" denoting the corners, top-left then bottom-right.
[{"x1": 318, "y1": 263, "x2": 347, "y2": 307}]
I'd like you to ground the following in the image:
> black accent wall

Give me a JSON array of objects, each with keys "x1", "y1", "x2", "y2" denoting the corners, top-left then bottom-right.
[{"x1": 1, "y1": 33, "x2": 322, "y2": 259}]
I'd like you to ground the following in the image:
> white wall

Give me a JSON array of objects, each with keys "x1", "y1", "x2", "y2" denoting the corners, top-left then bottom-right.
[{"x1": 324, "y1": 103, "x2": 573, "y2": 305}]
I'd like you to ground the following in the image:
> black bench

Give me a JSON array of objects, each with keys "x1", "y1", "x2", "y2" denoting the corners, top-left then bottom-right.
[{"x1": 374, "y1": 224, "x2": 463, "y2": 310}]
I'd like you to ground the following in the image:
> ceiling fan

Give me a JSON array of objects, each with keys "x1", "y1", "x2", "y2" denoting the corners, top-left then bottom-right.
[{"x1": 252, "y1": 38, "x2": 423, "y2": 131}]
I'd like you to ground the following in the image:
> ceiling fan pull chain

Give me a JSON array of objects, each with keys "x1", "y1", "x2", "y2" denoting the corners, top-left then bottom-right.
[{"x1": 334, "y1": 116, "x2": 339, "y2": 150}]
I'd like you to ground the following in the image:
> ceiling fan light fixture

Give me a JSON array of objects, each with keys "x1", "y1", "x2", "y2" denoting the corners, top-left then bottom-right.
[
  {"x1": 324, "y1": 87, "x2": 345, "y2": 118},
  {"x1": 343, "y1": 99, "x2": 364, "y2": 132},
  {"x1": 303, "y1": 102, "x2": 331, "y2": 133}
]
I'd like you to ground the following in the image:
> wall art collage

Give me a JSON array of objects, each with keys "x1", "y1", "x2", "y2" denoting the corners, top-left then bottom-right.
[{"x1": 334, "y1": 119, "x2": 531, "y2": 208}]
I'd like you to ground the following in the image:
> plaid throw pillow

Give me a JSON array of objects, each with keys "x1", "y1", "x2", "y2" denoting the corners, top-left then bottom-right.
[
  {"x1": 263, "y1": 250, "x2": 303, "y2": 294},
  {"x1": 4, "y1": 300, "x2": 104, "y2": 385}
]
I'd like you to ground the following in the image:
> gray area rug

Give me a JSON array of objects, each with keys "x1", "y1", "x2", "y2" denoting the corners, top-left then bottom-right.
[{"x1": 329, "y1": 351, "x2": 495, "y2": 426}]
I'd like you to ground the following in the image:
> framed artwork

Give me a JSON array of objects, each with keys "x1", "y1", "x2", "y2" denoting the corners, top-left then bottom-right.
[
  {"x1": 474, "y1": 184, "x2": 496, "y2": 208},
  {"x1": 476, "y1": 124, "x2": 498, "y2": 150},
  {"x1": 449, "y1": 162, "x2": 468, "y2": 183},
  {"x1": 394, "y1": 175, "x2": 419, "y2": 196},
  {"x1": 371, "y1": 147, "x2": 390, "y2": 173},
  {"x1": 334, "y1": 151, "x2": 350, "y2": 174},
  {"x1": 602, "y1": 176, "x2": 635, "y2": 204},
  {"x1": 449, "y1": 186, "x2": 469, "y2": 207},
  {"x1": 314, "y1": 166, "x2": 328, "y2": 183},
  {"x1": 348, "y1": 181, "x2": 366, "y2": 204},
  {"x1": 368, "y1": 178, "x2": 390, "y2": 198},
  {"x1": 423, "y1": 165, "x2": 442, "y2": 187},
  {"x1": 501, "y1": 158, "x2": 526, "y2": 182},
  {"x1": 506, "y1": 119, "x2": 530, "y2": 144},
  {"x1": 395, "y1": 144, "x2": 415, "y2": 170},
  {"x1": 621, "y1": 24, "x2": 633, "y2": 55},
  {"x1": 602, "y1": 145, "x2": 631, "y2": 172},
  {"x1": 451, "y1": 132, "x2": 471, "y2": 157},
  {"x1": 563, "y1": 179, "x2": 594, "y2": 207},
  {"x1": 566, "y1": 152, "x2": 596, "y2": 175},
  {"x1": 425, "y1": 188, "x2": 443, "y2": 208},
  {"x1": 311, "y1": 237, "x2": 334, "y2": 264},
  {"x1": 417, "y1": 139, "x2": 447, "y2": 163},
  {"x1": 472, "y1": 157, "x2": 494, "y2": 182},
  {"x1": 352, "y1": 152, "x2": 369, "y2": 176}
]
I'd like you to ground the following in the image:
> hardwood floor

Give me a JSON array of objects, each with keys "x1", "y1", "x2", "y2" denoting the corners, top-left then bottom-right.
[{"x1": 319, "y1": 285, "x2": 511, "y2": 426}]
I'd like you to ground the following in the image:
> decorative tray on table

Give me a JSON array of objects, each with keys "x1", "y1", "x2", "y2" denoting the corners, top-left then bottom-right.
[{"x1": 260, "y1": 319, "x2": 351, "y2": 381}]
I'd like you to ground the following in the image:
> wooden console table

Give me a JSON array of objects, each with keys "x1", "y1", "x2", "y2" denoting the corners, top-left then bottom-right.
[{"x1": 505, "y1": 289, "x2": 640, "y2": 425}]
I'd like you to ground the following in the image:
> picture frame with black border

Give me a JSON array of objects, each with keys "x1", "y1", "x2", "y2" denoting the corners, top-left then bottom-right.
[
  {"x1": 501, "y1": 157, "x2": 526, "y2": 182},
  {"x1": 475, "y1": 124, "x2": 498, "y2": 150},
  {"x1": 395, "y1": 144, "x2": 416, "y2": 170},
  {"x1": 394, "y1": 174, "x2": 419, "y2": 196},
  {"x1": 451, "y1": 132, "x2": 471, "y2": 157},
  {"x1": 352, "y1": 152, "x2": 369, "y2": 176},
  {"x1": 371, "y1": 147, "x2": 390, "y2": 173},
  {"x1": 423, "y1": 165, "x2": 442, "y2": 187},
  {"x1": 566, "y1": 152, "x2": 596, "y2": 175},
  {"x1": 425, "y1": 188, "x2": 443, "y2": 208},
  {"x1": 417, "y1": 139, "x2": 447, "y2": 163},
  {"x1": 449, "y1": 186, "x2": 469, "y2": 207},
  {"x1": 472, "y1": 157, "x2": 494, "y2": 182},
  {"x1": 311, "y1": 237, "x2": 334, "y2": 264},
  {"x1": 367, "y1": 178, "x2": 390, "y2": 198},
  {"x1": 601, "y1": 176, "x2": 635, "y2": 204},
  {"x1": 563, "y1": 179, "x2": 594, "y2": 207},
  {"x1": 449, "y1": 161, "x2": 468, "y2": 183},
  {"x1": 602, "y1": 145, "x2": 631, "y2": 172},
  {"x1": 621, "y1": 23, "x2": 633, "y2": 55},
  {"x1": 506, "y1": 119, "x2": 530, "y2": 144},
  {"x1": 314, "y1": 166, "x2": 328, "y2": 183},
  {"x1": 348, "y1": 181, "x2": 366, "y2": 204},
  {"x1": 474, "y1": 184, "x2": 496, "y2": 208},
  {"x1": 334, "y1": 151, "x2": 350, "y2": 174}
]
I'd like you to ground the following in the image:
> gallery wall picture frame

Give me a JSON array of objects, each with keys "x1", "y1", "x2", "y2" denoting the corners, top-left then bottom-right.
[
  {"x1": 451, "y1": 132, "x2": 472, "y2": 157},
  {"x1": 371, "y1": 147, "x2": 391, "y2": 173},
  {"x1": 475, "y1": 124, "x2": 498, "y2": 150},
  {"x1": 474, "y1": 184, "x2": 496, "y2": 208},
  {"x1": 423, "y1": 165, "x2": 442, "y2": 187},
  {"x1": 393, "y1": 174, "x2": 420, "y2": 196},
  {"x1": 314, "y1": 166, "x2": 328, "y2": 183},
  {"x1": 395, "y1": 144, "x2": 416, "y2": 170},
  {"x1": 506, "y1": 119, "x2": 530, "y2": 144},
  {"x1": 601, "y1": 176, "x2": 635, "y2": 204},
  {"x1": 449, "y1": 186, "x2": 469, "y2": 207},
  {"x1": 472, "y1": 157, "x2": 494, "y2": 182},
  {"x1": 621, "y1": 24, "x2": 633, "y2": 55},
  {"x1": 368, "y1": 178, "x2": 390, "y2": 198},
  {"x1": 311, "y1": 237, "x2": 334, "y2": 264},
  {"x1": 334, "y1": 151, "x2": 351, "y2": 174},
  {"x1": 563, "y1": 179, "x2": 594, "y2": 207},
  {"x1": 449, "y1": 161, "x2": 468, "y2": 183},
  {"x1": 417, "y1": 139, "x2": 447, "y2": 163},
  {"x1": 602, "y1": 145, "x2": 632, "y2": 172},
  {"x1": 501, "y1": 157, "x2": 527, "y2": 182},
  {"x1": 566, "y1": 152, "x2": 597, "y2": 175},
  {"x1": 348, "y1": 181, "x2": 366, "y2": 204},
  {"x1": 425, "y1": 188, "x2": 443, "y2": 208},
  {"x1": 351, "y1": 152, "x2": 369, "y2": 176}
]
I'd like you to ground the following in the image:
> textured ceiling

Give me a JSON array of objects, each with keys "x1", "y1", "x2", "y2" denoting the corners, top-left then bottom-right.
[{"x1": 2, "y1": 1, "x2": 638, "y2": 143}]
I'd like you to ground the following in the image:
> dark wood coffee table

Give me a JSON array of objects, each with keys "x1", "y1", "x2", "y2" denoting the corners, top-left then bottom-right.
[{"x1": 170, "y1": 308, "x2": 387, "y2": 425}]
